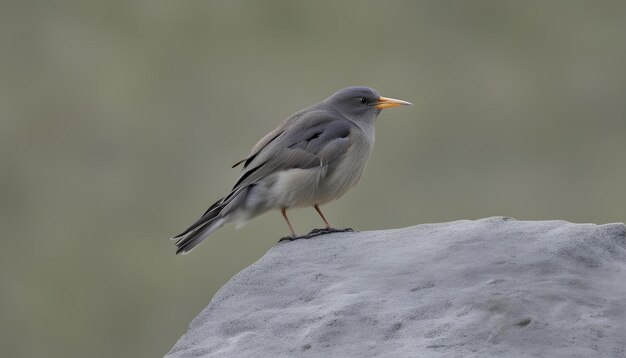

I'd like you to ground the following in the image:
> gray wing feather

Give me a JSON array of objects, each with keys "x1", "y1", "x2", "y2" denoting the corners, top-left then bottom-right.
[
  {"x1": 231, "y1": 111, "x2": 353, "y2": 190},
  {"x1": 231, "y1": 128, "x2": 284, "y2": 168},
  {"x1": 232, "y1": 105, "x2": 318, "y2": 168}
]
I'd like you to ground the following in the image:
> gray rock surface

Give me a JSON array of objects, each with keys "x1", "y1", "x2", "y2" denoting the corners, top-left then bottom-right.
[{"x1": 166, "y1": 217, "x2": 626, "y2": 358}]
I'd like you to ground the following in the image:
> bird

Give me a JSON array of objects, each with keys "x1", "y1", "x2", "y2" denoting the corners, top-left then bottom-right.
[{"x1": 172, "y1": 86, "x2": 411, "y2": 254}]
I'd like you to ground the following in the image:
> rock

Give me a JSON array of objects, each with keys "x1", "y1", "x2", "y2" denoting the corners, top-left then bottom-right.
[{"x1": 165, "y1": 217, "x2": 626, "y2": 358}]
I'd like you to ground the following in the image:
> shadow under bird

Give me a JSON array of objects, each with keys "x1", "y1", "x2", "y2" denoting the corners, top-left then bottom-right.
[{"x1": 172, "y1": 86, "x2": 411, "y2": 254}]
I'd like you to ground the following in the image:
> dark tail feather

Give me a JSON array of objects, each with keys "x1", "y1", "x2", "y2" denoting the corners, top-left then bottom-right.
[
  {"x1": 172, "y1": 198, "x2": 226, "y2": 255},
  {"x1": 174, "y1": 216, "x2": 225, "y2": 254},
  {"x1": 172, "y1": 200, "x2": 223, "y2": 240},
  {"x1": 172, "y1": 186, "x2": 252, "y2": 254}
]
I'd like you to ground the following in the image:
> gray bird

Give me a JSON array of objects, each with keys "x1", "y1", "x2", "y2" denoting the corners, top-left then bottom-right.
[{"x1": 172, "y1": 86, "x2": 411, "y2": 254}]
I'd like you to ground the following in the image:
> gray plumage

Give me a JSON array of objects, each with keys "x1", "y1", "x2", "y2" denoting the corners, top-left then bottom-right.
[{"x1": 173, "y1": 86, "x2": 411, "y2": 254}]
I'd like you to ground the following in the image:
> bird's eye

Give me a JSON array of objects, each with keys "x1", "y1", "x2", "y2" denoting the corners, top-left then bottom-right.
[{"x1": 360, "y1": 97, "x2": 368, "y2": 104}]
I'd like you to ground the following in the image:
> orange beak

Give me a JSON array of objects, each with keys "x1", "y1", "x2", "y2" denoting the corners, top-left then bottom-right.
[{"x1": 375, "y1": 96, "x2": 412, "y2": 109}]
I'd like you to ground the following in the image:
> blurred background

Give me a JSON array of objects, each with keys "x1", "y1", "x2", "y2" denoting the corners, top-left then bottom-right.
[{"x1": 1, "y1": 0, "x2": 625, "y2": 357}]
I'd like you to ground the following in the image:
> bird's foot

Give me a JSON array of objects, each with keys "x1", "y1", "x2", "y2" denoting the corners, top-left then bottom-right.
[
  {"x1": 277, "y1": 228, "x2": 355, "y2": 243},
  {"x1": 278, "y1": 235, "x2": 297, "y2": 243},
  {"x1": 278, "y1": 234, "x2": 315, "y2": 243},
  {"x1": 307, "y1": 227, "x2": 355, "y2": 237}
]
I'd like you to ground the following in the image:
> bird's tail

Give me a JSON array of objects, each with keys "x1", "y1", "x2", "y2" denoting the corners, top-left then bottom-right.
[
  {"x1": 171, "y1": 198, "x2": 229, "y2": 255},
  {"x1": 171, "y1": 186, "x2": 250, "y2": 254}
]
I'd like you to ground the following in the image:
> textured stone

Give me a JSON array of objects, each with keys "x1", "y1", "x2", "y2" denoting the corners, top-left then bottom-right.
[{"x1": 166, "y1": 217, "x2": 626, "y2": 358}]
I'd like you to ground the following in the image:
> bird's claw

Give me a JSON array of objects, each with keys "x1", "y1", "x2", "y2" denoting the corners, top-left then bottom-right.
[
  {"x1": 308, "y1": 227, "x2": 355, "y2": 236},
  {"x1": 277, "y1": 234, "x2": 314, "y2": 243},
  {"x1": 278, "y1": 227, "x2": 356, "y2": 243},
  {"x1": 278, "y1": 235, "x2": 297, "y2": 243}
]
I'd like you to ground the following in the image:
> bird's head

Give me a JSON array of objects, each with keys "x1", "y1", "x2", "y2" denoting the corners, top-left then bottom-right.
[{"x1": 323, "y1": 86, "x2": 412, "y2": 124}]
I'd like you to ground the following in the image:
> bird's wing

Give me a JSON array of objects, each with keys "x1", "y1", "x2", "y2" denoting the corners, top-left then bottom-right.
[
  {"x1": 231, "y1": 106, "x2": 314, "y2": 169},
  {"x1": 230, "y1": 110, "x2": 353, "y2": 191},
  {"x1": 231, "y1": 127, "x2": 284, "y2": 168}
]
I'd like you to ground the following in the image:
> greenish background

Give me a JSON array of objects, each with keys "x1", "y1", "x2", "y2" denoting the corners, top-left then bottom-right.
[{"x1": 1, "y1": 1, "x2": 625, "y2": 357}]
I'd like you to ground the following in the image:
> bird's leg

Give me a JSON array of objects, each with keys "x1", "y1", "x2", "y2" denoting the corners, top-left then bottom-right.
[
  {"x1": 279, "y1": 206, "x2": 355, "y2": 243},
  {"x1": 314, "y1": 204, "x2": 332, "y2": 229},
  {"x1": 278, "y1": 208, "x2": 319, "y2": 242},
  {"x1": 278, "y1": 208, "x2": 297, "y2": 242},
  {"x1": 281, "y1": 208, "x2": 296, "y2": 236},
  {"x1": 307, "y1": 204, "x2": 355, "y2": 237}
]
